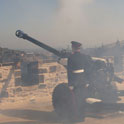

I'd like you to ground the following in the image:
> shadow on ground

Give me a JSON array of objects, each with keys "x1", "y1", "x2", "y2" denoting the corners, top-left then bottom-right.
[
  {"x1": 86, "y1": 103, "x2": 124, "y2": 119},
  {"x1": 0, "y1": 109, "x2": 60, "y2": 124},
  {"x1": 1, "y1": 103, "x2": 124, "y2": 124},
  {"x1": 0, "y1": 109, "x2": 74, "y2": 124}
]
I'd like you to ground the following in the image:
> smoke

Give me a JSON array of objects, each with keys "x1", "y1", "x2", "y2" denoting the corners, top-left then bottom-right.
[{"x1": 50, "y1": 0, "x2": 93, "y2": 47}]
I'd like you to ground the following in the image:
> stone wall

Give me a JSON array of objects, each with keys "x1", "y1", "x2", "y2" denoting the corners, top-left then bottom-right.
[
  {"x1": 14, "y1": 61, "x2": 67, "y2": 86},
  {"x1": 0, "y1": 62, "x2": 67, "y2": 98}
]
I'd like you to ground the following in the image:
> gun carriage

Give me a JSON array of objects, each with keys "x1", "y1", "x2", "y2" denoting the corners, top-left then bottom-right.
[{"x1": 15, "y1": 30, "x2": 123, "y2": 120}]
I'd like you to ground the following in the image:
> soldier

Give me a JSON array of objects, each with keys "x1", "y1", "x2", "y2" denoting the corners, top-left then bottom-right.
[{"x1": 67, "y1": 41, "x2": 92, "y2": 121}]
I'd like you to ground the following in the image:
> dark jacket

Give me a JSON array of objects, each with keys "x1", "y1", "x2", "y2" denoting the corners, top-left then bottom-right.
[{"x1": 67, "y1": 52, "x2": 92, "y2": 86}]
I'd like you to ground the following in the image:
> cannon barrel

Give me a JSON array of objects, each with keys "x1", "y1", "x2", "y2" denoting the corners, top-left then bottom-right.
[{"x1": 15, "y1": 30, "x2": 63, "y2": 57}]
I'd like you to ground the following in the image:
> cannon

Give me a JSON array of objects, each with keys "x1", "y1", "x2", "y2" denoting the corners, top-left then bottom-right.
[
  {"x1": 15, "y1": 30, "x2": 70, "y2": 58},
  {"x1": 15, "y1": 30, "x2": 124, "y2": 120}
]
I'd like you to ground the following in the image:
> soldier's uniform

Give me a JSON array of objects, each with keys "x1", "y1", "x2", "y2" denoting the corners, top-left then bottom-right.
[
  {"x1": 67, "y1": 41, "x2": 92, "y2": 120},
  {"x1": 67, "y1": 41, "x2": 92, "y2": 87}
]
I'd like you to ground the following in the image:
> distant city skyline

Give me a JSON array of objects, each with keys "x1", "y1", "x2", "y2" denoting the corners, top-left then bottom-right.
[{"x1": 0, "y1": 0, "x2": 124, "y2": 50}]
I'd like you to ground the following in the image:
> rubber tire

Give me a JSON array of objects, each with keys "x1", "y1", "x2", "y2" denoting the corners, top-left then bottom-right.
[
  {"x1": 90, "y1": 69, "x2": 119, "y2": 103},
  {"x1": 52, "y1": 83, "x2": 78, "y2": 120},
  {"x1": 89, "y1": 82, "x2": 119, "y2": 103}
]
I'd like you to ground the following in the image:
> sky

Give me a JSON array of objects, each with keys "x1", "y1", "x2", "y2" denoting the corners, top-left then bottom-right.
[{"x1": 0, "y1": 0, "x2": 124, "y2": 50}]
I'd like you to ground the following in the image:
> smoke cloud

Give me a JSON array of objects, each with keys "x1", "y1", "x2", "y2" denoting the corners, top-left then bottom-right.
[{"x1": 50, "y1": 0, "x2": 93, "y2": 47}]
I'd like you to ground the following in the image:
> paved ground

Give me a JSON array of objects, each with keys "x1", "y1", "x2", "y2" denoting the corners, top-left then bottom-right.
[
  {"x1": 1, "y1": 101, "x2": 124, "y2": 124},
  {"x1": 0, "y1": 83, "x2": 124, "y2": 124}
]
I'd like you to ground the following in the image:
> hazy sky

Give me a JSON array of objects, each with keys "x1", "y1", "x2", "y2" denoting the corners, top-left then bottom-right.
[{"x1": 0, "y1": 0, "x2": 124, "y2": 50}]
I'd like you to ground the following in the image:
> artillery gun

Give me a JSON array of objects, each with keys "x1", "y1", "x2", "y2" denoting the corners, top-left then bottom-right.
[{"x1": 15, "y1": 30, "x2": 124, "y2": 120}]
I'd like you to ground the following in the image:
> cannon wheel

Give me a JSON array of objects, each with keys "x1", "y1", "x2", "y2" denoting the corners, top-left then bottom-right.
[
  {"x1": 89, "y1": 69, "x2": 119, "y2": 103},
  {"x1": 89, "y1": 82, "x2": 119, "y2": 103},
  {"x1": 52, "y1": 83, "x2": 78, "y2": 120},
  {"x1": 98, "y1": 82, "x2": 119, "y2": 103}
]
